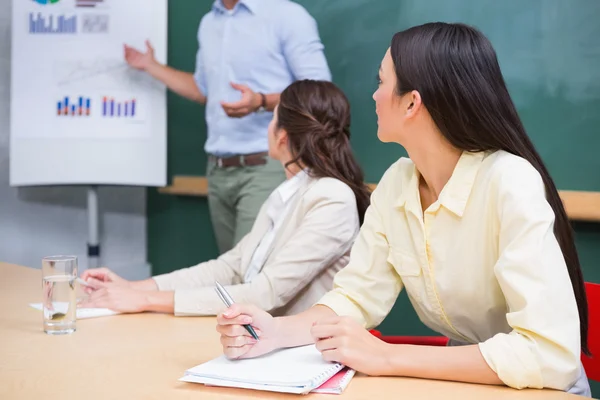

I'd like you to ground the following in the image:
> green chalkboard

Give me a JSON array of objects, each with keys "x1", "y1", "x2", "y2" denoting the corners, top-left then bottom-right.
[
  {"x1": 147, "y1": 1, "x2": 218, "y2": 275},
  {"x1": 148, "y1": 2, "x2": 600, "y2": 376},
  {"x1": 296, "y1": 0, "x2": 600, "y2": 190}
]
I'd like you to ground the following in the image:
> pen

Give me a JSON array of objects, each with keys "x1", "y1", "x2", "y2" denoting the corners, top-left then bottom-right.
[{"x1": 215, "y1": 281, "x2": 260, "y2": 341}]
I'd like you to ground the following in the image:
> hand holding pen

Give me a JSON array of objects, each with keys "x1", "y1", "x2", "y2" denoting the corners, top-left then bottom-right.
[
  {"x1": 215, "y1": 283, "x2": 282, "y2": 360},
  {"x1": 215, "y1": 281, "x2": 259, "y2": 340}
]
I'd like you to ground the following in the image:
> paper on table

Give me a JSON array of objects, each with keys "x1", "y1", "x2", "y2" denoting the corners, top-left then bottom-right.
[
  {"x1": 29, "y1": 303, "x2": 119, "y2": 319},
  {"x1": 181, "y1": 345, "x2": 344, "y2": 394}
]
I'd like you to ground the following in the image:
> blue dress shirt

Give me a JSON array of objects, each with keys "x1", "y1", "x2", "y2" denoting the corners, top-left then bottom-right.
[{"x1": 194, "y1": 0, "x2": 331, "y2": 156}]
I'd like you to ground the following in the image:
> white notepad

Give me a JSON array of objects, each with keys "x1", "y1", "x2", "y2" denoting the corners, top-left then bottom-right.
[
  {"x1": 29, "y1": 303, "x2": 119, "y2": 319},
  {"x1": 181, "y1": 344, "x2": 345, "y2": 395},
  {"x1": 182, "y1": 366, "x2": 356, "y2": 395}
]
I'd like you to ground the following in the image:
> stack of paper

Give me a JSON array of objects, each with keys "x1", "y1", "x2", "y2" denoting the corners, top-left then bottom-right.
[{"x1": 180, "y1": 344, "x2": 354, "y2": 395}]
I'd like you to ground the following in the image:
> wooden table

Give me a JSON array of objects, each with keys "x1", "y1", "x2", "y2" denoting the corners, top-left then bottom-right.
[{"x1": 0, "y1": 262, "x2": 584, "y2": 399}]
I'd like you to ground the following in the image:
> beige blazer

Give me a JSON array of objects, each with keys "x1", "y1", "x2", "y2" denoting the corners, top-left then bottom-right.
[{"x1": 152, "y1": 176, "x2": 361, "y2": 317}]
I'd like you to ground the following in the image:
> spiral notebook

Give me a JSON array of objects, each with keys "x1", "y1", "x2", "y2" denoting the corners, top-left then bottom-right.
[{"x1": 180, "y1": 344, "x2": 345, "y2": 395}]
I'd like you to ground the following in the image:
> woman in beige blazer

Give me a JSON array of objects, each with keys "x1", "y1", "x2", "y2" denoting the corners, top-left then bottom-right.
[{"x1": 80, "y1": 80, "x2": 371, "y2": 317}]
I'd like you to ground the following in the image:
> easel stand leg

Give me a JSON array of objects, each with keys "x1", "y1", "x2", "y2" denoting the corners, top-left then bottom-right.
[{"x1": 87, "y1": 185, "x2": 100, "y2": 269}]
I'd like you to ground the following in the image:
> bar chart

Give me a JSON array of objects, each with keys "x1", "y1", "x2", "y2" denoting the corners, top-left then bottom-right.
[
  {"x1": 57, "y1": 96, "x2": 91, "y2": 117},
  {"x1": 102, "y1": 97, "x2": 137, "y2": 118},
  {"x1": 29, "y1": 13, "x2": 77, "y2": 34},
  {"x1": 82, "y1": 14, "x2": 109, "y2": 33}
]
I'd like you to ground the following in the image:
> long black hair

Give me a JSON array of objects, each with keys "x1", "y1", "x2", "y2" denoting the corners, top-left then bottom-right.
[
  {"x1": 276, "y1": 80, "x2": 371, "y2": 224},
  {"x1": 391, "y1": 22, "x2": 589, "y2": 355}
]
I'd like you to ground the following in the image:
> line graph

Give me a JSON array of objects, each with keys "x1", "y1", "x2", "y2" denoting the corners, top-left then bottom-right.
[{"x1": 53, "y1": 58, "x2": 157, "y2": 90}]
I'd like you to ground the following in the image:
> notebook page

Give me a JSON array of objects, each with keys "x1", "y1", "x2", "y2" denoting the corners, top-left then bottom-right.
[{"x1": 185, "y1": 344, "x2": 343, "y2": 388}]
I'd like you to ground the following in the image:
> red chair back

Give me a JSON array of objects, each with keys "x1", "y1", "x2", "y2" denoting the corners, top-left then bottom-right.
[
  {"x1": 369, "y1": 330, "x2": 449, "y2": 346},
  {"x1": 582, "y1": 282, "x2": 600, "y2": 381}
]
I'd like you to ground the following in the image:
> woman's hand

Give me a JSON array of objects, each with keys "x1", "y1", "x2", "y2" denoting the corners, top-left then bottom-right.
[
  {"x1": 312, "y1": 316, "x2": 392, "y2": 376},
  {"x1": 78, "y1": 286, "x2": 149, "y2": 313},
  {"x1": 216, "y1": 304, "x2": 280, "y2": 360},
  {"x1": 81, "y1": 268, "x2": 131, "y2": 293}
]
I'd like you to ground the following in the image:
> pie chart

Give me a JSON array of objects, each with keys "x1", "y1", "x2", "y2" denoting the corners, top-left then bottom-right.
[{"x1": 33, "y1": 0, "x2": 60, "y2": 4}]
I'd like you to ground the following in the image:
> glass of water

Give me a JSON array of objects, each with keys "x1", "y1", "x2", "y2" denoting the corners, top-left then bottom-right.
[{"x1": 42, "y1": 255, "x2": 78, "y2": 335}]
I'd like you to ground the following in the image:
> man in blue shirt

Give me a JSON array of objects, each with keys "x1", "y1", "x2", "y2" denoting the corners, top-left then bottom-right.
[{"x1": 124, "y1": 0, "x2": 331, "y2": 253}]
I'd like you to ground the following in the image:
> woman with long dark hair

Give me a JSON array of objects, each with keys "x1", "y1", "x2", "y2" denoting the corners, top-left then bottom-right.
[
  {"x1": 217, "y1": 23, "x2": 590, "y2": 395},
  {"x1": 80, "y1": 80, "x2": 371, "y2": 318}
]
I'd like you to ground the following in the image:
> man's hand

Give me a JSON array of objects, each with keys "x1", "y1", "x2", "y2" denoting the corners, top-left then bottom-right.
[
  {"x1": 221, "y1": 83, "x2": 262, "y2": 118},
  {"x1": 124, "y1": 40, "x2": 158, "y2": 71}
]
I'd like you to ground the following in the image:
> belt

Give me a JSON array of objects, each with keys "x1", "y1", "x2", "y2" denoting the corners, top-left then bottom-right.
[{"x1": 209, "y1": 152, "x2": 269, "y2": 168}]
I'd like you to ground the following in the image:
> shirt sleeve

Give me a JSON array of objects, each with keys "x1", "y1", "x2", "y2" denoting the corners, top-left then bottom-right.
[
  {"x1": 279, "y1": 3, "x2": 331, "y2": 81},
  {"x1": 316, "y1": 170, "x2": 403, "y2": 328},
  {"x1": 193, "y1": 18, "x2": 208, "y2": 95},
  {"x1": 478, "y1": 159, "x2": 581, "y2": 391},
  {"x1": 151, "y1": 234, "x2": 247, "y2": 316}
]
